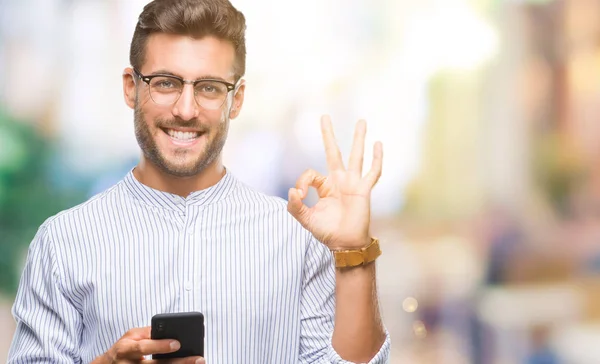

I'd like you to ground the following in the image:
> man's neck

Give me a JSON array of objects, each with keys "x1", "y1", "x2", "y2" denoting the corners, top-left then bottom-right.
[{"x1": 133, "y1": 157, "x2": 226, "y2": 197}]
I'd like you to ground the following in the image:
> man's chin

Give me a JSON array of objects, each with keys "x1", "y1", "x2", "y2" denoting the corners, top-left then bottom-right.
[
  {"x1": 153, "y1": 150, "x2": 204, "y2": 175},
  {"x1": 151, "y1": 143, "x2": 221, "y2": 177},
  {"x1": 159, "y1": 163, "x2": 204, "y2": 178}
]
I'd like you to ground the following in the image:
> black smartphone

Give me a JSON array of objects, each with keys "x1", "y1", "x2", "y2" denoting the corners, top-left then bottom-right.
[{"x1": 151, "y1": 311, "x2": 204, "y2": 359}]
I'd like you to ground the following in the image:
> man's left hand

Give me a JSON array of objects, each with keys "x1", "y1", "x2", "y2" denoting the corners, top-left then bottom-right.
[{"x1": 287, "y1": 115, "x2": 383, "y2": 250}]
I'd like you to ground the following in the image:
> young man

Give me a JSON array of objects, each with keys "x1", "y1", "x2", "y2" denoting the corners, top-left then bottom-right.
[{"x1": 8, "y1": 0, "x2": 390, "y2": 363}]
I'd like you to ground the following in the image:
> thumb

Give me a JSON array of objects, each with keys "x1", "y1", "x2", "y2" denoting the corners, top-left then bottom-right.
[{"x1": 287, "y1": 187, "x2": 311, "y2": 226}]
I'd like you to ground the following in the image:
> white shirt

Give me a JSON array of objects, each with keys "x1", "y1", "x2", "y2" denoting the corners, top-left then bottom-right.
[{"x1": 8, "y1": 169, "x2": 390, "y2": 363}]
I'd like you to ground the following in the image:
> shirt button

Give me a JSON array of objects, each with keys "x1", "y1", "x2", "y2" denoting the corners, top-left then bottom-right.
[
  {"x1": 184, "y1": 282, "x2": 193, "y2": 291},
  {"x1": 187, "y1": 229, "x2": 194, "y2": 235}
]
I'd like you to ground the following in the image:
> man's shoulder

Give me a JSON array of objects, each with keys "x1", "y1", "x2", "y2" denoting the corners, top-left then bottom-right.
[{"x1": 42, "y1": 180, "x2": 126, "y2": 231}]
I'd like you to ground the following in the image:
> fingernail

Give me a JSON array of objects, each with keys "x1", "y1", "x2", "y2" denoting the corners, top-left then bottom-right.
[
  {"x1": 196, "y1": 358, "x2": 205, "y2": 364},
  {"x1": 170, "y1": 340, "x2": 180, "y2": 350},
  {"x1": 297, "y1": 189, "x2": 304, "y2": 198}
]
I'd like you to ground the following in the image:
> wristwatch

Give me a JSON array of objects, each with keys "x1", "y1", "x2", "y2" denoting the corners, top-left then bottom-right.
[{"x1": 332, "y1": 238, "x2": 382, "y2": 268}]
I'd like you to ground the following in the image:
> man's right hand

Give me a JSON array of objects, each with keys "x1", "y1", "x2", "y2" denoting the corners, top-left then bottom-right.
[{"x1": 92, "y1": 327, "x2": 205, "y2": 364}]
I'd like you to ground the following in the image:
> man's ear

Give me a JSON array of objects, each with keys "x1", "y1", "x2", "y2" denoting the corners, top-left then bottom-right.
[
  {"x1": 229, "y1": 80, "x2": 246, "y2": 119},
  {"x1": 123, "y1": 67, "x2": 136, "y2": 109}
]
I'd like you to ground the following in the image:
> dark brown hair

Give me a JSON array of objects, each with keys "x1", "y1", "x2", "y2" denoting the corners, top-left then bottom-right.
[{"x1": 130, "y1": 0, "x2": 246, "y2": 80}]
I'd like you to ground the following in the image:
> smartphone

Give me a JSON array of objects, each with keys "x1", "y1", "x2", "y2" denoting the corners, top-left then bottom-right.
[{"x1": 151, "y1": 311, "x2": 204, "y2": 359}]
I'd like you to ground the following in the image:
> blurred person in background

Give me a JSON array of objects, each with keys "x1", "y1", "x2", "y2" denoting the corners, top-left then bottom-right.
[
  {"x1": 526, "y1": 325, "x2": 559, "y2": 364},
  {"x1": 7, "y1": 0, "x2": 391, "y2": 363}
]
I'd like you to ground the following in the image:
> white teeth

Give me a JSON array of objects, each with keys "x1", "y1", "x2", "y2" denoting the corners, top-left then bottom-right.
[{"x1": 167, "y1": 129, "x2": 199, "y2": 141}]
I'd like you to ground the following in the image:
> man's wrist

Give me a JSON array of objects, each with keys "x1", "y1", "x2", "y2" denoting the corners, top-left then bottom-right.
[
  {"x1": 331, "y1": 237, "x2": 381, "y2": 269},
  {"x1": 90, "y1": 356, "x2": 106, "y2": 364},
  {"x1": 91, "y1": 352, "x2": 112, "y2": 364},
  {"x1": 328, "y1": 237, "x2": 371, "y2": 251}
]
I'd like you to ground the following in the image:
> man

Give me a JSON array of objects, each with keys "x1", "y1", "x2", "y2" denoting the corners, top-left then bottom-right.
[{"x1": 8, "y1": 0, "x2": 390, "y2": 363}]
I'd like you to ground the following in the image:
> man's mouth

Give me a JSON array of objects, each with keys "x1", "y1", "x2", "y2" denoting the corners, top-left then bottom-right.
[{"x1": 161, "y1": 128, "x2": 204, "y2": 142}]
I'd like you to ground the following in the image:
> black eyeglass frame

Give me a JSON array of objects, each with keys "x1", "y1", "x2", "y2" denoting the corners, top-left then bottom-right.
[{"x1": 132, "y1": 68, "x2": 237, "y2": 106}]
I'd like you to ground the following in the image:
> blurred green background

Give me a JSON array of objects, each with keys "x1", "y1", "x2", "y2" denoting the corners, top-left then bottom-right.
[{"x1": 0, "y1": 110, "x2": 86, "y2": 295}]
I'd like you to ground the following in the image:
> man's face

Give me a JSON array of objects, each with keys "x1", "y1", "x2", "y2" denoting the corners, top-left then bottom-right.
[{"x1": 126, "y1": 33, "x2": 244, "y2": 177}]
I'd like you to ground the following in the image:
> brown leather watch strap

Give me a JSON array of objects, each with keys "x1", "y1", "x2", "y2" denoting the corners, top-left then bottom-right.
[{"x1": 332, "y1": 238, "x2": 382, "y2": 268}]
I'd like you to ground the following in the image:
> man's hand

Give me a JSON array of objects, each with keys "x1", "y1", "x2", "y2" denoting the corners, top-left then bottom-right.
[
  {"x1": 287, "y1": 115, "x2": 383, "y2": 250},
  {"x1": 92, "y1": 327, "x2": 205, "y2": 364}
]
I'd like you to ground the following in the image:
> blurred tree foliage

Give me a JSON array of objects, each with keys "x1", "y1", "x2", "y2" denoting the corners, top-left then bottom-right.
[{"x1": 0, "y1": 109, "x2": 86, "y2": 297}]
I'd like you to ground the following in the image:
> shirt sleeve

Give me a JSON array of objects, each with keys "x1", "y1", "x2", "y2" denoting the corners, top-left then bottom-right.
[
  {"x1": 298, "y1": 235, "x2": 391, "y2": 364},
  {"x1": 8, "y1": 223, "x2": 83, "y2": 364}
]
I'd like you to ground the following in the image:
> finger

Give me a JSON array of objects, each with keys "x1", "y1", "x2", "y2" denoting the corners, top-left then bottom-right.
[
  {"x1": 320, "y1": 115, "x2": 345, "y2": 172},
  {"x1": 142, "y1": 356, "x2": 205, "y2": 364},
  {"x1": 287, "y1": 187, "x2": 311, "y2": 226},
  {"x1": 294, "y1": 169, "x2": 328, "y2": 198},
  {"x1": 114, "y1": 339, "x2": 180, "y2": 359},
  {"x1": 348, "y1": 119, "x2": 366, "y2": 174},
  {"x1": 124, "y1": 326, "x2": 152, "y2": 340},
  {"x1": 364, "y1": 141, "x2": 383, "y2": 187}
]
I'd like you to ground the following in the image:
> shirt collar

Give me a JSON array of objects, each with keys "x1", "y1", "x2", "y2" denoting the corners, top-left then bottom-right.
[{"x1": 122, "y1": 168, "x2": 237, "y2": 211}]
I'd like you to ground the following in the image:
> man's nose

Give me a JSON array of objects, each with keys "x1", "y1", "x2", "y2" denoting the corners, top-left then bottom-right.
[{"x1": 172, "y1": 84, "x2": 198, "y2": 121}]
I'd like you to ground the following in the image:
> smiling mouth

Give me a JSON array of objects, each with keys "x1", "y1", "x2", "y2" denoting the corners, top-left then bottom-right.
[{"x1": 161, "y1": 128, "x2": 204, "y2": 142}]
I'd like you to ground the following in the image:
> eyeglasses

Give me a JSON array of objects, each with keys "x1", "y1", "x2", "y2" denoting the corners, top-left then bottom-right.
[{"x1": 133, "y1": 68, "x2": 236, "y2": 110}]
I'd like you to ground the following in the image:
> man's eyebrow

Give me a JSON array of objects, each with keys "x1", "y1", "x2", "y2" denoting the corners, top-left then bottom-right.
[
  {"x1": 148, "y1": 69, "x2": 183, "y2": 77},
  {"x1": 149, "y1": 69, "x2": 231, "y2": 82},
  {"x1": 195, "y1": 75, "x2": 230, "y2": 82}
]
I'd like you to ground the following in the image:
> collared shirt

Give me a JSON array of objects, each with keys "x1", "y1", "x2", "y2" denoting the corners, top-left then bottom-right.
[{"x1": 8, "y1": 169, "x2": 390, "y2": 363}]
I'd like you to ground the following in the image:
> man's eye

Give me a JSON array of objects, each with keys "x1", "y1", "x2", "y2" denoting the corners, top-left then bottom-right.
[
  {"x1": 196, "y1": 82, "x2": 226, "y2": 95},
  {"x1": 199, "y1": 85, "x2": 217, "y2": 93},
  {"x1": 155, "y1": 80, "x2": 175, "y2": 88},
  {"x1": 150, "y1": 77, "x2": 181, "y2": 90}
]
